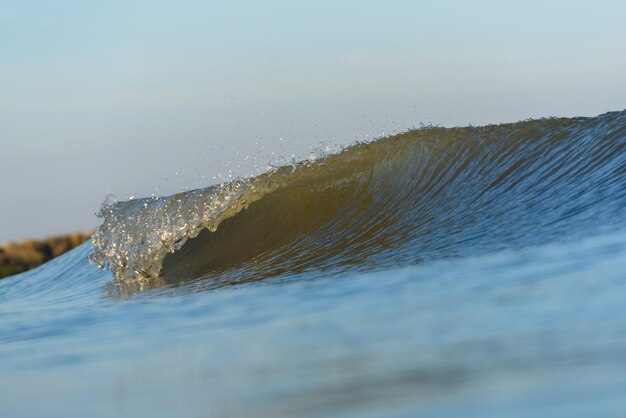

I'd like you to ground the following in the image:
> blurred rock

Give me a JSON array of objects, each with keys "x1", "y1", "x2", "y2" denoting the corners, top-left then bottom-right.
[{"x1": 0, "y1": 232, "x2": 92, "y2": 279}]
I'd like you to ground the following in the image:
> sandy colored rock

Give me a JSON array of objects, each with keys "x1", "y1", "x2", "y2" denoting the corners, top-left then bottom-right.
[{"x1": 0, "y1": 232, "x2": 92, "y2": 278}]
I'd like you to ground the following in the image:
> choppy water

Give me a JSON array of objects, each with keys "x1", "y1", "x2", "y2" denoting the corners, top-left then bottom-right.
[{"x1": 1, "y1": 110, "x2": 626, "y2": 417}]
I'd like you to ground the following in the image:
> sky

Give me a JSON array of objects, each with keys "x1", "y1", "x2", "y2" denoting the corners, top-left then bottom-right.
[{"x1": 1, "y1": 0, "x2": 625, "y2": 241}]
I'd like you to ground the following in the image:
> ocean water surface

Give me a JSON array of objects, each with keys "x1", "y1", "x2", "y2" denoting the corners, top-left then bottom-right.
[{"x1": 1, "y1": 110, "x2": 625, "y2": 417}]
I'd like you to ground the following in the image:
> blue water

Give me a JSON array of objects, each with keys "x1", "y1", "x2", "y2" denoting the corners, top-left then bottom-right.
[
  {"x1": 1, "y1": 112, "x2": 625, "y2": 417},
  {"x1": 2, "y1": 232, "x2": 626, "y2": 418}
]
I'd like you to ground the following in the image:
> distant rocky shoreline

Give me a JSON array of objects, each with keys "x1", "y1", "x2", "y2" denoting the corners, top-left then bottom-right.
[{"x1": 0, "y1": 232, "x2": 92, "y2": 279}]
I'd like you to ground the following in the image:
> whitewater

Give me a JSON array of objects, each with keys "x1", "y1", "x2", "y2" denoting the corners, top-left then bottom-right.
[{"x1": 1, "y1": 110, "x2": 625, "y2": 417}]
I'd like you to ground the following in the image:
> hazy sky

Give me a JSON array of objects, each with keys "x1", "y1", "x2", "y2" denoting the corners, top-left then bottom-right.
[{"x1": 1, "y1": 0, "x2": 625, "y2": 241}]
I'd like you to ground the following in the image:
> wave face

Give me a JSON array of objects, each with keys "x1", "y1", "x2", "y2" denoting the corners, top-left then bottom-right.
[{"x1": 89, "y1": 110, "x2": 626, "y2": 289}]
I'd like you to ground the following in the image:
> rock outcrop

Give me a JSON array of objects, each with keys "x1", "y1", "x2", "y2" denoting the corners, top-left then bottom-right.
[{"x1": 0, "y1": 232, "x2": 91, "y2": 279}]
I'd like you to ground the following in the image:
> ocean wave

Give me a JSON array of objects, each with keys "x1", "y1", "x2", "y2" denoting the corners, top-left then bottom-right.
[{"x1": 89, "y1": 110, "x2": 626, "y2": 288}]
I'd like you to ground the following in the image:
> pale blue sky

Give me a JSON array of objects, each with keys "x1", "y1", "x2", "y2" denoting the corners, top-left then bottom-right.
[{"x1": 1, "y1": 0, "x2": 625, "y2": 240}]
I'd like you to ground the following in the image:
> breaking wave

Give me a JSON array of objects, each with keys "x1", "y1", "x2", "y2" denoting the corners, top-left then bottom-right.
[{"x1": 89, "y1": 110, "x2": 626, "y2": 289}]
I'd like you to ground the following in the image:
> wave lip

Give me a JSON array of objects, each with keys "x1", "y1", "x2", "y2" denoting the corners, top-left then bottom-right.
[{"x1": 89, "y1": 110, "x2": 626, "y2": 288}]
